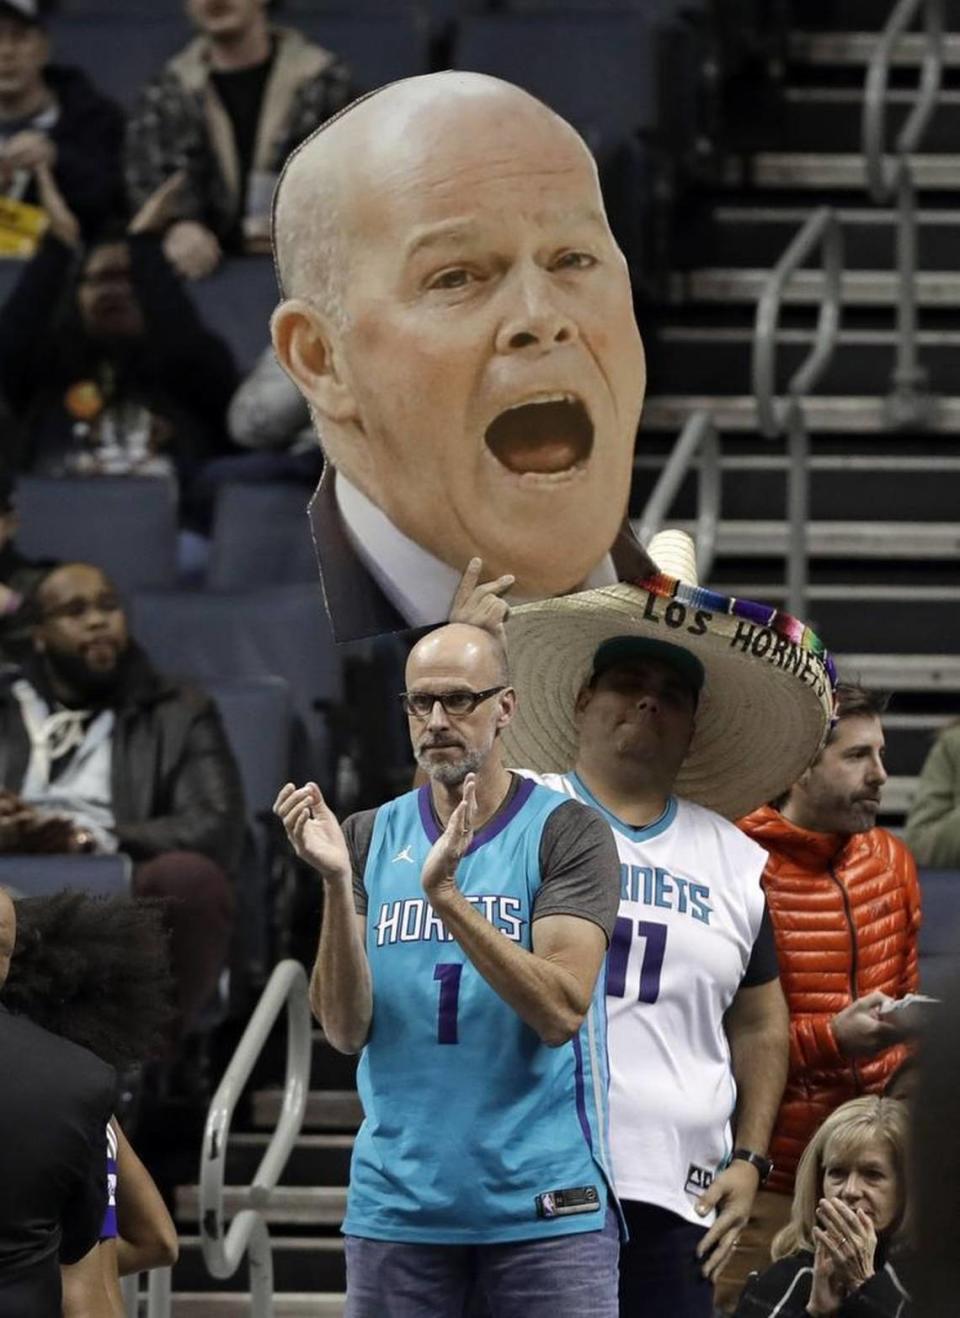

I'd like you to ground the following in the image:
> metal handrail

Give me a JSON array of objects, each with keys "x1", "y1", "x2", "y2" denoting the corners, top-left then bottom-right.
[
  {"x1": 753, "y1": 206, "x2": 843, "y2": 439},
  {"x1": 635, "y1": 409, "x2": 721, "y2": 581},
  {"x1": 122, "y1": 1266, "x2": 172, "y2": 1318},
  {"x1": 199, "y1": 959, "x2": 312, "y2": 1318},
  {"x1": 864, "y1": 0, "x2": 944, "y2": 200},
  {"x1": 751, "y1": 207, "x2": 844, "y2": 619},
  {"x1": 862, "y1": 0, "x2": 944, "y2": 425}
]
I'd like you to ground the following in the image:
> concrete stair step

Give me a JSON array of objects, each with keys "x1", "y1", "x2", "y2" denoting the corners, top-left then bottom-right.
[
  {"x1": 642, "y1": 519, "x2": 960, "y2": 559},
  {"x1": 641, "y1": 395, "x2": 960, "y2": 433},
  {"x1": 722, "y1": 152, "x2": 960, "y2": 191},
  {"x1": 698, "y1": 205, "x2": 960, "y2": 272},
  {"x1": 220, "y1": 1133, "x2": 353, "y2": 1187},
  {"x1": 648, "y1": 327, "x2": 960, "y2": 396},
  {"x1": 791, "y1": 0, "x2": 960, "y2": 29},
  {"x1": 669, "y1": 266, "x2": 960, "y2": 307},
  {"x1": 169, "y1": 1295, "x2": 344, "y2": 1316},
  {"x1": 766, "y1": 88, "x2": 960, "y2": 153},
  {"x1": 834, "y1": 653, "x2": 960, "y2": 691},
  {"x1": 253, "y1": 1088, "x2": 362, "y2": 1131},
  {"x1": 176, "y1": 1184, "x2": 348, "y2": 1228},
  {"x1": 633, "y1": 455, "x2": 955, "y2": 522},
  {"x1": 787, "y1": 30, "x2": 960, "y2": 67},
  {"x1": 175, "y1": 1235, "x2": 345, "y2": 1293}
]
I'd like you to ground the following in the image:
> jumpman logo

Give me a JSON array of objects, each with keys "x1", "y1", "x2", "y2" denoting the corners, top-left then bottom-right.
[{"x1": 393, "y1": 846, "x2": 415, "y2": 865}]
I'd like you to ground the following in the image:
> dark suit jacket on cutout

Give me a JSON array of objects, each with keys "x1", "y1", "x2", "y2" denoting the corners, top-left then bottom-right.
[{"x1": 308, "y1": 467, "x2": 657, "y2": 644}]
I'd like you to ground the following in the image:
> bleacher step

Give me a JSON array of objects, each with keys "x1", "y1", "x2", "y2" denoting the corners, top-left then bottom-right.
[
  {"x1": 635, "y1": 520, "x2": 960, "y2": 559},
  {"x1": 175, "y1": 1235, "x2": 345, "y2": 1293},
  {"x1": 642, "y1": 395, "x2": 960, "y2": 433},
  {"x1": 670, "y1": 267, "x2": 960, "y2": 307},
  {"x1": 835, "y1": 654, "x2": 960, "y2": 692},
  {"x1": 787, "y1": 31, "x2": 960, "y2": 67},
  {"x1": 220, "y1": 1133, "x2": 353, "y2": 1186},
  {"x1": 170, "y1": 1295, "x2": 344, "y2": 1316},
  {"x1": 723, "y1": 153, "x2": 960, "y2": 191},
  {"x1": 176, "y1": 1185, "x2": 348, "y2": 1227},
  {"x1": 253, "y1": 1089, "x2": 362, "y2": 1131}
]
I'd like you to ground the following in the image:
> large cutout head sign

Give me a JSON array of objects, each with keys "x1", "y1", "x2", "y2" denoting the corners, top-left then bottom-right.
[{"x1": 272, "y1": 71, "x2": 652, "y2": 642}]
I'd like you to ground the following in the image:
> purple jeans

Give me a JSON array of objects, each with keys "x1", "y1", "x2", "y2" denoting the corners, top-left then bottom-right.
[{"x1": 344, "y1": 1206, "x2": 620, "y2": 1318}]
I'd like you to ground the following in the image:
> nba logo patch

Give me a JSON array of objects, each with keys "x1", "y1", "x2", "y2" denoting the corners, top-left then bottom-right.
[{"x1": 685, "y1": 1163, "x2": 713, "y2": 1195}]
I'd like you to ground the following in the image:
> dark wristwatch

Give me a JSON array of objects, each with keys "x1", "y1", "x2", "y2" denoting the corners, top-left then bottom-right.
[{"x1": 731, "y1": 1148, "x2": 773, "y2": 1185}]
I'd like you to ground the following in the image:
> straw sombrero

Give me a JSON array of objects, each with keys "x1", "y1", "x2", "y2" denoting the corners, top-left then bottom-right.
[{"x1": 501, "y1": 530, "x2": 837, "y2": 820}]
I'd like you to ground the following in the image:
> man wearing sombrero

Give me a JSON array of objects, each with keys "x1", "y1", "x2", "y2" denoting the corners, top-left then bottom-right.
[{"x1": 457, "y1": 530, "x2": 837, "y2": 1316}]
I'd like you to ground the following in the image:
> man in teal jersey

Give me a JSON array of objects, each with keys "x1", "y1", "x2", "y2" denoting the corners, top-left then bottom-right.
[{"x1": 275, "y1": 623, "x2": 622, "y2": 1317}]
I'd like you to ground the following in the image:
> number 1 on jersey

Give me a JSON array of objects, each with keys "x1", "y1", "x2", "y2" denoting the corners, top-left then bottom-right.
[
  {"x1": 434, "y1": 963, "x2": 462, "y2": 1044},
  {"x1": 607, "y1": 918, "x2": 668, "y2": 1004}
]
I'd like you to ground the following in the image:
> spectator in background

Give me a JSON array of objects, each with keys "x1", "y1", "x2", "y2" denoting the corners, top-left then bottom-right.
[
  {"x1": 0, "y1": 887, "x2": 115, "y2": 1318},
  {"x1": 0, "y1": 562, "x2": 243, "y2": 1037},
  {"x1": 734, "y1": 1096, "x2": 912, "y2": 1317},
  {"x1": 217, "y1": 343, "x2": 322, "y2": 485},
  {"x1": 720, "y1": 685, "x2": 922, "y2": 1311},
  {"x1": 0, "y1": 467, "x2": 54, "y2": 659},
  {"x1": 0, "y1": 0, "x2": 124, "y2": 237},
  {"x1": 904, "y1": 721, "x2": 960, "y2": 870},
  {"x1": 0, "y1": 166, "x2": 239, "y2": 529},
  {"x1": 126, "y1": 0, "x2": 353, "y2": 280},
  {"x1": 4, "y1": 890, "x2": 179, "y2": 1315}
]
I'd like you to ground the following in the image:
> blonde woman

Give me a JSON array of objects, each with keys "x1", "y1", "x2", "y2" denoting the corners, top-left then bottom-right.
[{"x1": 734, "y1": 1097, "x2": 911, "y2": 1316}]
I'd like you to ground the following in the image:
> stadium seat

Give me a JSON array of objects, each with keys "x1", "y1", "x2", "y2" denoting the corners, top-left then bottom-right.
[
  {"x1": 207, "y1": 482, "x2": 317, "y2": 591},
  {"x1": 918, "y1": 869, "x2": 960, "y2": 999},
  {"x1": 14, "y1": 476, "x2": 178, "y2": 594},
  {"x1": 290, "y1": 13, "x2": 431, "y2": 92},
  {"x1": 186, "y1": 258, "x2": 279, "y2": 379},
  {"x1": 131, "y1": 584, "x2": 343, "y2": 790},
  {"x1": 453, "y1": 12, "x2": 658, "y2": 149},
  {"x1": 0, "y1": 855, "x2": 131, "y2": 898},
  {"x1": 206, "y1": 676, "x2": 293, "y2": 975},
  {"x1": 47, "y1": 15, "x2": 189, "y2": 110}
]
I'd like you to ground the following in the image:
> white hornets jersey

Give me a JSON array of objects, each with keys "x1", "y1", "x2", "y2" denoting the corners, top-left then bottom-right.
[{"x1": 522, "y1": 771, "x2": 768, "y2": 1227}]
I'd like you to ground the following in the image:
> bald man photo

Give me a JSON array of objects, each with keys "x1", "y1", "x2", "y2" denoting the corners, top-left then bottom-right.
[{"x1": 271, "y1": 72, "x2": 653, "y2": 642}]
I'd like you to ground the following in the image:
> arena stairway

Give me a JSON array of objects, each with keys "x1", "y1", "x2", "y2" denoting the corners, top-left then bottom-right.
[
  {"x1": 640, "y1": 0, "x2": 960, "y2": 830},
  {"x1": 169, "y1": 1029, "x2": 354, "y2": 1314}
]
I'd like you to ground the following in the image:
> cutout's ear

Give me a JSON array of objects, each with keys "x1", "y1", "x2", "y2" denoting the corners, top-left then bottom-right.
[{"x1": 271, "y1": 298, "x2": 359, "y2": 424}]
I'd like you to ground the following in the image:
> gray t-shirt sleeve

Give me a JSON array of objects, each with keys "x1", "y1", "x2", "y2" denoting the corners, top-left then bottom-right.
[
  {"x1": 342, "y1": 808, "x2": 379, "y2": 916},
  {"x1": 532, "y1": 800, "x2": 620, "y2": 942}
]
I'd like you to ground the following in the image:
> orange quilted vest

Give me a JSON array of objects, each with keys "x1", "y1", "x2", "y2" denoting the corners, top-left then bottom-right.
[{"x1": 737, "y1": 805, "x2": 921, "y2": 1196}]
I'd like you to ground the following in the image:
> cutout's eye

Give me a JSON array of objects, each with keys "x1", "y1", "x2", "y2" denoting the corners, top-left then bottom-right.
[
  {"x1": 554, "y1": 251, "x2": 597, "y2": 271},
  {"x1": 428, "y1": 268, "x2": 474, "y2": 291}
]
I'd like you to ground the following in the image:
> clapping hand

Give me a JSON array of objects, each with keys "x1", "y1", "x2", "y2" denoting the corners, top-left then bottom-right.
[
  {"x1": 421, "y1": 772, "x2": 477, "y2": 899},
  {"x1": 273, "y1": 781, "x2": 351, "y2": 882},
  {"x1": 807, "y1": 1197, "x2": 877, "y2": 1315}
]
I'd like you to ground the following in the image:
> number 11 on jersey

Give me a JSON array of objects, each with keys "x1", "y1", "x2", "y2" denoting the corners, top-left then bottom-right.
[{"x1": 607, "y1": 918, "x2": 668, "y2": 1004}]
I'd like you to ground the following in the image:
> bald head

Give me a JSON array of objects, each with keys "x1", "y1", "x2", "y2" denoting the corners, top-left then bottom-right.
[
  {"x1": 0, "y1": 888, "x2": 16, "y2": 992},
  {"x1": 273, "y1": 72, "x2": 595, "y2": 312},
  {"x1": 407, "y1": 623, "x2": 509, "y2": 690}
]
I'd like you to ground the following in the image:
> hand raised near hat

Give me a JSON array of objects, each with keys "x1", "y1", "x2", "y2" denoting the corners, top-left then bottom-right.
[
  {"x1": 448, "y1": 558, "x2": 515, "y2": 646},
  {"x1": 2, "y1": 130, "x2": 56, "y2": 172},
  {"x1": 421, "y1": 773, "x2": 477, "y2": 899}
]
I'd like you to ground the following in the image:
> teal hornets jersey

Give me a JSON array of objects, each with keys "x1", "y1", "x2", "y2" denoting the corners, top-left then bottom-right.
[{"x1": 343, "y1": 778, "x2": 614, "y2": 1244}]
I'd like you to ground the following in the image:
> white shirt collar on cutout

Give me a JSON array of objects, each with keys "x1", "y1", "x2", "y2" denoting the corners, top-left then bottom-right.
[{"x1": 334, "y1": 472, "x2": 617, "y2": 628}]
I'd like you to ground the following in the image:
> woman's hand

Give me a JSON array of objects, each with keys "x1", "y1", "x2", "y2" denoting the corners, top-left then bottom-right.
[
  {"x1": 806, "y1": 1228, "x2": 847, "y2": 1316},
  {"x1": 815, "y1": 1197, "x2": 878, "y2": 1291}
]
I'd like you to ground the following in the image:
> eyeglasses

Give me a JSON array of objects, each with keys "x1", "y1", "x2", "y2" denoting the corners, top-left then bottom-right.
[
  {"x1": 42, "y1": 593, "x2": 122, "y2": 622},
  {"x1": 398, "y1": 686, "x2": 506, "y2": 719}
]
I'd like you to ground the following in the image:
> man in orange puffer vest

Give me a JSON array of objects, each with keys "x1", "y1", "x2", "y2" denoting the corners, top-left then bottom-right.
[{"x1": 713, "y1": 682, "x2": 922, "y2": 1312}]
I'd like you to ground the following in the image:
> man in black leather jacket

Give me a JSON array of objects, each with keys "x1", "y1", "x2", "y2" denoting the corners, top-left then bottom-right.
[{"x1": 0, "y1": 561, "x2": 243, "y2": 1035}]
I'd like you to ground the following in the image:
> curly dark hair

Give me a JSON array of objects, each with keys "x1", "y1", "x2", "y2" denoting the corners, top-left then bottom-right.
[{"x1": 3, "y1": 889, "x2": 175, "y2": 1068}]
